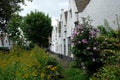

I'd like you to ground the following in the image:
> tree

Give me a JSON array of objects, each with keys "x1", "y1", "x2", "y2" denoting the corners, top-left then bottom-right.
[
  {"x1": 7, "y1": 14, "x2": 23, "y2": 42},
  {"x1": 23, "y1": 11, "x2": 53, "y2": 47},
  {"x1": 7, "y1": 14, "x2": 35, "y2": 50},
  {"x1": 0, "y1": 0, "x2": 32, "y2": 31}
]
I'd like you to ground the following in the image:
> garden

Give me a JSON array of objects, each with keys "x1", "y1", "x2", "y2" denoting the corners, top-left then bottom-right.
[
  {"x1": 0, "y1": 45, "x2": 63, "y2": 80},
  {"x1": 0, "y1": 17, "x2": 120, "y2": 80},
  {"x1": 65, "y1": 17, "x2": 120, "y2": 80},
  {"x1": 1, "y1": 0, "x2": 120, "y2": 79}
]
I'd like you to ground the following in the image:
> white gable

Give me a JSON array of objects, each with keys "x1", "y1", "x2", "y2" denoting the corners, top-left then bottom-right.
[{"x1": 78, "y1": 0, "x2": 120, "y2": 29}]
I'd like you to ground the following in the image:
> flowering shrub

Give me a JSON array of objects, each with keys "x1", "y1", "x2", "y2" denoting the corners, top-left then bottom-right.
[
  {"x1": 40, "y1": 58, "x2": 63, "y2": 80},
  {"x1": 71, "y1": 18, "x2": 102, "y2": 74},
  {"x1": 0, "y1": 45, "x2": 63, "y2": 80}
]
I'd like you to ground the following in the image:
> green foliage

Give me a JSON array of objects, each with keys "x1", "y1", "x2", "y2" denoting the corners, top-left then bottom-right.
[
  {"x1": 7, "y1": 14, "x2": 23, "y2": 41},
  {"x1": 23, "y1": 11, "x2": 53, "y2": 48},
  {"x1": 0, "y1": 0, "x2": 32, "y2": 31},
  {"x1": 97, "y1": 23, "x2": 119, "y2": 63},
  {"x1": 97, "y1": 26, "x2": 117, "y2": 38},
  {"x1": 0, "y1": 47, "x2": 9, "y2": 52},
  {"x1": 90, "y1": 20, "x2": 120, "y2": 80},
  {"x1": 66, "y1": 68, "x2": 89, "y2": 80},
  {"x1": 7, "y1": 14, "x2": 35, "y2": 50},
  {"x1": 0, "y1": 45, "x2": 63, "y2": 80},
  {"x1": 40, "y1": 58, "x2": 63, "y2": 80},
  {"x1": 63, "y1": 67, "x2": 90, "y2": 80},
  {"x1": 97, "y1": 36, "x2": 118, "y2": 52},
  {"x1": 90, "y1": 53, "x2": 120, "y2": 80},
  {"x1": 71, "y1": 18, "x2": 102, "y2": 74}
]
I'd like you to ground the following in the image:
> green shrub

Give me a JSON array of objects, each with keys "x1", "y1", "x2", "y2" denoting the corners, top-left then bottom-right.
[
  {"x1": 90, "y1": 53, "x2": 120, "y2": 80},
  {"x1": 0, "y1": 47, "x2": 9, "y2": 52},
  {"x1": 97, "y1": 36, "x2": 118, "y2": 52},
  {"x1": 91, "y1": 65, "x2": 120, "y2": 80},
  {"x1": 0, "y1": 45, "x2": 63, "y2": 80}
]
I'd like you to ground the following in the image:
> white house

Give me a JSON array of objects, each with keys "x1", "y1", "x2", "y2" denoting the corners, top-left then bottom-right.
[
  {"x1": 51, "y1": 22, "x2": 61, "y2": 53},
  {"x1": 78, "y1": 0, "x2": 120, "y2": 29},
  {"x1": 51, "y1": 0, "x2": 120, "y2": 57},
  {"x1": 0, "y1": 30, "x2": 12, "y2": 49}
]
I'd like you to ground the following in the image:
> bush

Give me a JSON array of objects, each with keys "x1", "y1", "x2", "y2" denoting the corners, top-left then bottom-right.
[
  {"x1": 97, "y1": 25, "x2": 119, "y2": 64},
  {"x1": 0, "y1": 47, "x2": 9, "y2": 52},
  {"x1": 40, "y1": 57, "x2": 63, "y2": 80},
  {"x1": 0, "y1": 45, "x2": 63, "y2": 80},
  {"x1": 90, "y1": 53, "x2": 120, "y2": 80},
  {"x1": 71, "y1": 18, "x2": 102, "y2": 74},
  {"x1": 22, "y1": 41, "x2": 35, "y2": 50}
]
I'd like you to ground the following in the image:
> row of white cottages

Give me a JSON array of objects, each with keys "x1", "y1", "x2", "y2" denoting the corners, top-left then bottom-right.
[{"x1": 50, "y1": 0, "x2": 120, "y2": 58}]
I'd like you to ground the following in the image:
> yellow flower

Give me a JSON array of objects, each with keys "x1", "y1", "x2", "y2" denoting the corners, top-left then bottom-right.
[
  {"x1": 47, "y1": 65, "x2": 52, "y2": 69},
  {"x1": 51, "y1": 66, "x2": 56, "y2": 71},
  {"x1": 32, "y1": 70, "x2": 38, "y2": 76},
  {"x1": 40, "y1": 72, "x2": 45, "y2": 78}
]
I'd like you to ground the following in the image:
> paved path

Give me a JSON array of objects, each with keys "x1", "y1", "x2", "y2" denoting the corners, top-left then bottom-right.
[{"x1": 48, "y1": 53, "x2": 72, "y2": 70}]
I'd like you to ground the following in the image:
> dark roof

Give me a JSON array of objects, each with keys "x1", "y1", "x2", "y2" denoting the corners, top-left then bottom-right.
[
  {"x1": 75, "y1": 0, "x2": 90, "y2": 12},
  {"x1": 64, "y1": 11, "x2": 68, "y2": 23}
]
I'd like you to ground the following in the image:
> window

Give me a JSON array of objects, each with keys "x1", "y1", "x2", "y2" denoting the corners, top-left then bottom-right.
[
  {"x1": 64, "y1": 39, "x2": 66, "y2": 55},
  {"x1": 69, "y1": 9, "x2": 72, "y2": 18},
  {"x1": 68, "y1": 37, "x2": 72, "y2": 56}
]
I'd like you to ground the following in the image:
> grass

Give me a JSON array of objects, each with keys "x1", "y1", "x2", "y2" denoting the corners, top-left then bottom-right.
[
  {"x1": 48, "y1": 53, "x2": 90, "y2": 80},
  {"x1": 61, "y1": 61, "x2": 90, "y2": 80}
]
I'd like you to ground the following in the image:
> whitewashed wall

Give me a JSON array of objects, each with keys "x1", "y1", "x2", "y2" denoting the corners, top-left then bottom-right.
[
  {"x1": 0, "y1": 30, "x2": 12, "y2": 49},
  {"x1": 65, "y1": 0, "x2": 79, "y2": 57},
  {"x1": 51, "y1": 23, "x2": 61, "y2": 54},
  {"x1": 51, "y1": 26, "x2": 56, "y2": 52},
  {"x1": 67, "y1": 0, "x2": 78, "y2": 37},
  {"x1": 0, "y1": 36, "x2": 12, "y2": 49},
  {"x1": 78, "y1": 0, "x2": 120, "y2": 29},
  {"x1": 60, "y1": 10, "x2": 67, "y2": 55}
]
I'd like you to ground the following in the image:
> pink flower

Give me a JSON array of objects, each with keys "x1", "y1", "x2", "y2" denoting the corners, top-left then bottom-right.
[
  {"x1": 71, "y1": 43, "x2": 74, "y2": 46},
  {"x1": 82, "y1": 39, "x2": 88, "y2": 44},
  {"x1": 86, "y1": 47, "x2": 90, "y2": 50},
  {"x1": 71, "y1": 37, "x2": 73, "y2": 40},
  {"x1": 78, "y1": 41, "x2": 81, "y2": 43},
  {"x1": 81, "y1": 31, "x2": 84, "y2": 33},
  {"x1": 77, "y1": 25, "x2": 82, "y2": 30},
  {"x1": 90, "y1": 30, "x2": 95, "y2": 38},
  {"x1": 90, "y1": 30, "x2": 95, "y2": 35},
  {"x1": 82, "y1": 66, "x2": 86, "y2": 69},
  {"x1": 72, "y1": 30, "x2": 77, "y2": 37},
  {"x1": 93, "y1": 47, "x2": 97, "y2": 50},
  {"x1": 77, "y1": 32, "x2": 80, "y2": 35},
  {"x1": 96, "y1": 29, "x2": 100, "y2": 32}
]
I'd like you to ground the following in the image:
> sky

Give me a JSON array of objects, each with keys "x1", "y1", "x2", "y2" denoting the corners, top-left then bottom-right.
[{"x1": 19, "y1": 0, "x2": 69, "y2": 26}]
